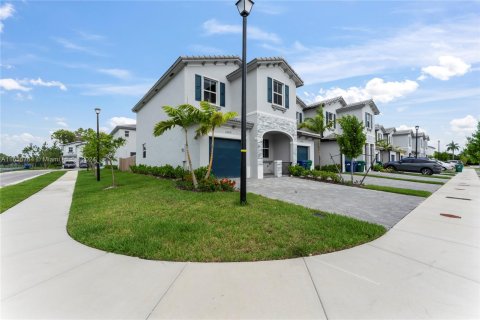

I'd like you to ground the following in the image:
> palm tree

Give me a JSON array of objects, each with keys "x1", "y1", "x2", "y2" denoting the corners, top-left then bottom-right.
[
  {"x1": 376, "y1": 140, "x2": 393, "y2": 163},
  {"x1": 298, "y1": 105, "x2": 334, "y2": 166},
  {"x1": 195, "y1": 101, "x2": 238, "y2": 179},
  {"x1": 446, "y1": 141, "x2": 460, "y2": 160},
  {"x1": 153, "y1": 104, "x2": 202, "y2": 188}
]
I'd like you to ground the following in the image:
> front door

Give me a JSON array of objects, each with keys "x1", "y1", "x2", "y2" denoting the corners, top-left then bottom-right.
[{"x1": 297, "y1": 146, "x2": 309, "y2": 161}]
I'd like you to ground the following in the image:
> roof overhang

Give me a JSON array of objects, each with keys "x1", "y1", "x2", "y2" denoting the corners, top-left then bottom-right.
[{"x1": 297, "y1": 130, "x2": 321, "y2": 139}]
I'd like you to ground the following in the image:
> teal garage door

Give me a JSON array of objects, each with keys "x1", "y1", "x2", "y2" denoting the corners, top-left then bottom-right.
[
  {"x1": 297, "y1": 146, "x2": 309, "y2": 161},
  {"x1": 210, "y1": 138, "x2": 241, "y2": 178}
]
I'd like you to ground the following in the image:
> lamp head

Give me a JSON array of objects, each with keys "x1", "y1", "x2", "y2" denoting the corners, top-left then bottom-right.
[
  {"x1": 95, "y1": 108, "x2": 101, "y2": 115},
  {"x1": 236, "y1": 0, "x2": 254, "y2": 17},
  {"x1": 415, "y1": 125, "x2": 419, "y2": 130}
]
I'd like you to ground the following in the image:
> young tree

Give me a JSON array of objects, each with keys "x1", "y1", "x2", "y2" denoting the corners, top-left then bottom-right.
[
  {"x1": 336, "y1": 115, "x2": 367, "y2": 183},
  {"x1": 195, "y1": 101, "x2": 237, "y2": 179},
  {"x1": 465, "y1": 121, "x2": 480, "y2": 164},
  {"x1": 446, "y1": 141, "x2": 460, "y2": 160},
  {"x1": 51, "y1": 129, "x2": 77, "y2": 144},
  {"x1": 298, "y1": 105, "x2": 334, "y2": 166},
  {"x1": 375, "y1": 140, "x2": 393, "y2": 163},
  {"x1": 22, "y1": 143, "x2": 40, "y2": 168},
  {"x1": 153, "y1": 104, "x2": 202, "y2": 188}
]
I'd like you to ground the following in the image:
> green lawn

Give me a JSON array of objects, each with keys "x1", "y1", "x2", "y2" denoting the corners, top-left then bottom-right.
[
  {"x1": 67, "y1": 170, "x2": 386, "y2": 262},
  {"x1": 0, "y1": 171, "x2": 66, "y2": 213},
  {"x1": 395, "y1": 172, "x2": 451, "y2": 179},
  {"x1": 362, "y1": 184, "x2": 431, "y2": 197},
  {"x1": 353, "y1": 173, "x2": 444, "y2": 185}
]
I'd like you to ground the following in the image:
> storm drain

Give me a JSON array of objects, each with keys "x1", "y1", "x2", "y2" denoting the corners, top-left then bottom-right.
[
  {"x1": 454, "y1": 188, "x2": 466, "y2": 190},
  {"x1": 446, "y1": 196, "x2": 472, "y2": 201},
  {"x1": 440, "y1": 213, "x2": 462, "y2": 219},
  {"x1": 313, "y1": 213, "x2": 325, "y2": 218}
]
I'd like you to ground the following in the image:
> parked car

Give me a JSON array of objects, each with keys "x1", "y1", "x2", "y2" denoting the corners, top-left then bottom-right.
[
  {"x1": 63, "y1": 161, "x2": 76, "y2": 169},
  {"x1": 436, "y1": 160, "x2": 455, "y2": 171},
  {"x1": 383, "y1": 157, "x2": 442, "y2": 175},
  {"x1": 79, "y1": 162, "x2": 88, "y2": 168},
  {"x1": 447, "y1": 160, "x2": 463, "y2": 165}
]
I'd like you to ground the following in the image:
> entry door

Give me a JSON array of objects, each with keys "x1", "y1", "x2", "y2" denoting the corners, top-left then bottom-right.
[
  {"x1": 297, "y1": 146, "x2": 309, "y2": 161},
  {"x1": 210, "y1": 138, "x2": 241, "y2": 178}
]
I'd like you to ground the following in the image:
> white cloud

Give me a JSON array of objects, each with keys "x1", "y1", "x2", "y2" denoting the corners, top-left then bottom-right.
[
  {"x1": 97, "y1": 68, "x2": 131, "y2": 80},
  {"x1": 420, "y1": 55, "x2": 471, "y2": 80},
  {"x1": 0, "y1": 3, "x2": 14, "y2": 33},
  {"x1": 27, "y1": 78, "x2": 67, "y2": 91},
  {"x1": 76, "y1": 31, "x2": 105, "y2": 41},
  {"x1": 15, "y1": 93, "x2": 33, "y2": 101},
  {"x1": 450, "y1": 115, "x2": 478, "y2": 133},
  {"x1": 202, "y1": 19, "x2": 281, "y2": 44},
  {"x1": 396, "y1": 125, "x2": 426, "y2": 133},
  {"x1": 53, "y1": 37, "x2": 104, "y2": 56},
  {"x1": 108, "y1": 117, "x2": 136, "y2": 129},
  {"x1": 54, "y1": 117, "x2": 68, "y2": 128},
  {"x1": 0, "y1": 132, "x2": 46, "y2": 156},
  {"x1": 82, "y1": 83, "x2": 151, "y2": 96},
  {"x1": 0, "y1": 78, "x2": 31, "y2": 91},
  {"x1": 311, "y1": 78, "x2": 419, "y2": 104},
  {"x1": 291, "y1": 16, "x2": 480, "y2": 84}
]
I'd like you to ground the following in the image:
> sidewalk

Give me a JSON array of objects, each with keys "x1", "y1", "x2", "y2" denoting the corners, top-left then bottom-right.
[{"x1": 1, "y1": 170, "x2": 479, "y2": 319}]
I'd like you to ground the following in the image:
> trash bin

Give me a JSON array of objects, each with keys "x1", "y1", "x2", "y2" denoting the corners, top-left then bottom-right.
[
  {"x1": 345, "y1": 161, "x2": 357, "y2": 173},
  {"x1": 455, "y1": 163, "x2": 463, "y2": 172},
  {"x1": 305, "y1": 160, "x2": 312, "y2": 170},
  {"x1": 297, "y1": 160, "x2": 307, "y2": 169},
  {"x1": 24, "y1": 163, "x2": 31, "y2": 169},
  {"x1": 356, "y1": 161, "x2": 366, "y2": 172}
]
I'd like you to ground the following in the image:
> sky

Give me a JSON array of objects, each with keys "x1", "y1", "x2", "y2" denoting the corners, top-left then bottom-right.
[{"x1": 1, "y1": 0, "x2": 479, "y2": 156}]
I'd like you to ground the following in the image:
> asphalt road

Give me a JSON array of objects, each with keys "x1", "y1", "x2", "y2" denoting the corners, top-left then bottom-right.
[{"x1": 0, "y1": 170, "x2": 51, "y2": 187}]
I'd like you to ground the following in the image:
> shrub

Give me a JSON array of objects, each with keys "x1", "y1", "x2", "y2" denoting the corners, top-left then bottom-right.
[
  {"x1": 319, "y1": 171, "x2": 330, "y2": 181},
  {"x1": 328, "y1": 172, "x2": 342, "y2": 183},
  {"x1": 219, "y1": 178, "x2": 236, "y2": 191},
  {"x1": 311, "y1": 170, "x2": 321, "y2": 178},
  {"x1": 380, "y1": 167, "x2": 395, "y2": 173},
  {"x1": 319, "y1": 164, "x2": 341, "y2": 172},
  {"x1": 372, "y1": 164, "x2": 383, "y2": 172},
  {"x1": 104, "y1": 164, "x2": 118, "y2": 170},
  {"x1": 176, "y1": 176, "x2": 235, "y2": 192},
  {"x1": 288, "y1": 165, "x2": 306, "y2": 177}
]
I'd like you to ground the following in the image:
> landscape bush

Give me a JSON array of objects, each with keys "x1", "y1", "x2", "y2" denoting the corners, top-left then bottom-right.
[
  {"x1": 130, "y1": 164, "x2": 186, "y2": 179},
  {"x1": 319, "y1": 164, "x2": 341, "y2": 172},
  {"x1": 104, "y1": 164, "x2": 118, "y2": 170},
  {"x1": 288, "y1": 165, "x2": 307, "y2": 177},
  {"x1": 372, "y1": 164, "x2": 383, "y2": 172},
  {"x1": 289, "y1": 166, "x2": 341, "y2": 183}
]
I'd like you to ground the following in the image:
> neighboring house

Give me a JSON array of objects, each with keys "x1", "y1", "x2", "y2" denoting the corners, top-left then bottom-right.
[
  {"x1": 414, "y1": 132, "x2": 430, "y2": 158},
  {"x1": 132, "y1": 55, "x2": 316, "y2": 178},
  {"x1": 110, "y1": 124, "x2": 137, "y2": 163},
  {"x1": 302, "y1": 96, "x2": 380, "y2": 171},
  {"x1": 392, "y1": 129, "x2": 414, "y2": 158},
  {"x1": 61, "y1": 141, "x2": 85, "y2": 166},
  {"x1": 426, "y1": 145, "x2": 436, "y2": 157},
  {"x1": 375, "y1": 125, "x2": 402, "y2": 162}
]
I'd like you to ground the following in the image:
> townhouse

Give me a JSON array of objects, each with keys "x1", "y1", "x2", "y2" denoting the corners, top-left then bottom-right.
[
  {"x1": 132, "y1": 56, "x2": 316, "y2": 178},
  {"x1": 60, "y1": 141, "x2": 86, "y2": 166},
  {"x1": 375, "y1": 125, "x2": 403, "y2": 162},
  {"x1": 391, "y1": 129, "x2": 430, "y2": 159},
  {"x1": 110, "y1": 124, "x2": 137, "y2": 163}
]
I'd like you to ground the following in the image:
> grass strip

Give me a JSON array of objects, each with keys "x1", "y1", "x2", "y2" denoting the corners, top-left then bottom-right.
[
  {"x1": 353, "y1": 173, "x2": 444, "y2": 185},
  {"x1": 0, "y1": 171, "x2": 66, "y2": 213},
  {"x1": 395, "y1": 172, "x2": 451, "y2": 179},
  {"x1": 67, "y1": 170, "x2": 386, "y2": 262},
  {"x1": 363, "y1": 184, "x2": 431, "y2": 197}
]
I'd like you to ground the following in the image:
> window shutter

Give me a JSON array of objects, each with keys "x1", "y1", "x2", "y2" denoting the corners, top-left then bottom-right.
[
  {"x1": 220, "y1": 82, "x2": 225, "y2": 107},
  {"x1": 333, "y1": 114, "x2": 336, "y2": 128},
  {"x1": 267, "y1": 77, "x2": 272, "y2": 103},
  {"x1": 365, "y1": 113, "x2": 368, "y2": 127},
  {"x1": 195, "y1": 74, "x2": 201, "y2": 101},
  {"x1": 285, "y1": 85, "x2": 290, "y2": 108}
]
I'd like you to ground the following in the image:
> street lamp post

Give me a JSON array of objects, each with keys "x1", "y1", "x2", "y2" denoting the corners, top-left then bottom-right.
[
  {"x1": 236, "y1": 0, "x2": 254, "y2": 205},
  {"x1": 415, "y1": 125, "x2": 419, "y2": 159},
  {"x1": 438, "y1": 140, "x2": 440, "y2": 158},
  {"x1": 95, "y1": 107, "x2": 101, "y2": 181}
]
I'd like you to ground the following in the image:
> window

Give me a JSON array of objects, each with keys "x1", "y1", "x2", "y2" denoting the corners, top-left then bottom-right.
[
  {"x1": 365, "y1": 113, "x2": 373, "y2": 130},
  {"x1": 391, "y1": 154, "x2": 395, "y2": 162},
  {"x1": 408, "y1": 136, "x2": 412, "y2": 147},
  {"x1": 130, "y1": 152, "x2": 136, "y2": 157},
  {"x1": 325, "y1": 111, "x2": 336, "y2": 128},
  {"x1": 273, "y1": 80, "x2": 283, "y2": 106},
  {"x1": 68, "y1": 147, "x2": 73, "y2": 153},
  {"x1": 296, "y1": 112, "x2": 303, "y2": 124},
  {"x1": 262, "y1": 139, "x2": 270, "y2": 158},
  {"x1": 203, "y1": 77, "x2": 217, "y2": 105},
  {"x1": 125, "y1": 130, "x2": 129, "y2": 137},
  {"x1": 387, "y1": 135, "x2": 391, "y2": 144},
  {"x1": 142, "y1": 143, "x2": 146, "y2": 158},
  {"x1": 377, "y1": 132, "x2": 382, "y2": 142}
]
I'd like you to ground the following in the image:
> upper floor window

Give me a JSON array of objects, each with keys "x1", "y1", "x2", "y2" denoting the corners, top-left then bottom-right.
[
  {"x1": 142, "y1": 143, "x2": 146, "y2": 158},
  {"x1": 325, "y1": 111, "x2": 336, "y2": 129},
  {"x1": 203, "y1": 77, "x2": 217, "y2": 105},
  {"x1": 387, "y1": 135, "x2": 391, "y2": 144},
  {"x1": 377, "y1": 132, "x2": 382, "y2": 141},
  {"x1": 273, "y1": 80, "x2": 283, "y2": 106},
  {"x1": 408, "y1": 136, "x2": 412, "y2": 147},
  {"x1": 125, "y1": 130, "x2": 130, "y2": 137},
  {"x1": 365, "y1": 113, "x2": 373, "y2": 130},
  {"x1": 262, "y1": 139, "x2": 270, "y2": 158},
  {"x1": 68, "y1": 147, "x2": 73, "y2": 153},
  {"x1": 296, "y1": 112, "x2": 303, "y2": 124}
]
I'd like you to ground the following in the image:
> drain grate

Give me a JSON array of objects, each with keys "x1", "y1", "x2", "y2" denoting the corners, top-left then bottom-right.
[
  {"x1": 446, "y1": 196, "x2": 472, "y2": 201},
  {"x1": 313, "y1": 213, "x2": 325, "y2": 218},
  {"x1": 440, "y1": 213, "x2": 462, "y2": 219},
  {"x1": 454, "y1": 188, "x2": 466, "y2": 190},
  {"x1": 458, "y1": 184, "x2": 470, "y2": 186}
]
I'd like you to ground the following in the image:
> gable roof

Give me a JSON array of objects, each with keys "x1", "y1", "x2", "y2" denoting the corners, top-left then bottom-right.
[
  {"x1": 304, "y1": 96, "x2": 347, "y2": 110},
  {"x1": 384, "y1": 127, "x2": 396, "y2": 134},
  {"x1": 132, "y1": 55, "x2": 241, "y2": 112},
  {"x1": 226, "y1": 57, "x2": 304, "y2": 87},
  {"x1": 296, "y1": 96, "x2": 307, "y2": 109},
  {"x1": 375, "y1": 124, "x2": 385, "y2": 133},
  {"x1": 393, "y1": 129, "x2": 413, "y2": 136},
  {"x1": 110, "y1": 124, "x2": 136, "y2": 136},
  {"x1": 337, "y1": 99, "x2": 380, "y2": 115}
]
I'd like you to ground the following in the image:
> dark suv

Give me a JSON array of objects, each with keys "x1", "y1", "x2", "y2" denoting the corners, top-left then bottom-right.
[{"x1": 383, "y1": 157, "x2": 442, "y2": 175}]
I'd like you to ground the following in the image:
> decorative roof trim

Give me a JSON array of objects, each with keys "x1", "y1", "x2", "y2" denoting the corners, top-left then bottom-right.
[
  {"x1": 296, "y1": 96, "x2": 307, "y2": 109},
  {"x1": 226, "y1": 118, "x2": 254, "y2": 129},
  {"x1": 304, "y1": 96, "x2": 347, "y2": 110},
  {"x1": 337, "y1": 99, "x2": 380, "y2": 115},
  {"x1": 297, "y1": 130, "x2": 322, "y2": 139}
]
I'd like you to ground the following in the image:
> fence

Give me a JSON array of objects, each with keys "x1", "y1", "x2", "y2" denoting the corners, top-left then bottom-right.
[{"x1": 119, "y1": 156, "x2": 136, "y2": 172}]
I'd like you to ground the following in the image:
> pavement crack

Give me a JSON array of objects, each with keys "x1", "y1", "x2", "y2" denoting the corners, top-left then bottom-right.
[{"x1": 303, "y1": 258, "x2": 329, "y2": 320}]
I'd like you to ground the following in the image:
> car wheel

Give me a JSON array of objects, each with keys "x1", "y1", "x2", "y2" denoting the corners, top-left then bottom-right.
[{"x1": 421, "y1": 168, "x2": 433, "y2": 175}]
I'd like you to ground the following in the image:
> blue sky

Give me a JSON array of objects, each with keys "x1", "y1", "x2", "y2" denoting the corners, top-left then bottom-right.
[{"x1": 1, "y1": 0, "x2": 479, "y2": 155}]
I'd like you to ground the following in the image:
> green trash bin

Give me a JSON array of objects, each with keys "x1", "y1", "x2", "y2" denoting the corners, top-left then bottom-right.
[
  {"x1": 306, "y1": 160, "x2": 312, "y2": 170},
  {"x1": 356, "y1": 161, "x2": 366, "y2": 172},
  {"x1": 455, "y1": 163, "x2": 463, "y2": 172}
]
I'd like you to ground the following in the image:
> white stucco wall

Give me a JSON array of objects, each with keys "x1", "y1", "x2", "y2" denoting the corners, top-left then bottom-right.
[{"x1": 112, "y1": 128, "x2": 136, "y2": 163}]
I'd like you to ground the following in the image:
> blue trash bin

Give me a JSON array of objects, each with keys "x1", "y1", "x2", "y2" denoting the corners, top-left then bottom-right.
[
  {"x1": 297, "y1": 160, "x2": 308, "y2": 169},
  {"x1": 345, "y1": 161, "x2": 357, "y2": 173}
]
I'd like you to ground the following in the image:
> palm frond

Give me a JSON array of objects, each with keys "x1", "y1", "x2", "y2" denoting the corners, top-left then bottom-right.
[{"x1": 153, "y1": 119, "x2": 176, "y2": 136}]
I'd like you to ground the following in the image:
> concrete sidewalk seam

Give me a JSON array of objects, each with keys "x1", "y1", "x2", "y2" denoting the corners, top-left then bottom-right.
[
  {"x1": 145, "y1": 262, "x2": 189, "y2": 320},
  {"x1": 393, "y1": 228, "x2": 480, "y2": 249},
  {"x1": 367, "y1": 243, "x2": 480, "y2": 285},
  {"x1": 302, "y1": 258, "x2": 329, "y2": 320},
  {"x1": 2, "y1": 239, "x2": 71, "y2": 259},
  {"x1": 1, "y1": 251, "x2": 107, "y2": 302}
]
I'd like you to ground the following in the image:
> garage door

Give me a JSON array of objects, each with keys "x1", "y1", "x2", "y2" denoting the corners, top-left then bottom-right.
[
  {"x1": 210, "y1": 138, "x2": 241, "y2": 178},
  {"x1": 297, "y1": 146, "x2": 309, "y2": 161}
]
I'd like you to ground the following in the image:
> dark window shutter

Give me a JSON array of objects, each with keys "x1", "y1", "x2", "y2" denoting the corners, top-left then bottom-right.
[
  {"x1": 300, "y1": 113, "x2": 303, "y2": 123},
  {"x1": 195, "y1": 74, "x2": 201, "y2": 101},
  {"x1": 334, "y1": 114, "x2": 336, "y2": 128},
  {"x1": 220, "y1": 82, "x2": 225, "y2": 107},
  {"x1": 285, "y1": 85, "x2": 290, "y2": 108},
  {"x1": 267, "y1": 77, "x2": 272, "y2": 103}
]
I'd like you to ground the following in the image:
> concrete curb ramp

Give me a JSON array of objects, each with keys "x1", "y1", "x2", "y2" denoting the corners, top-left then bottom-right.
[{"x1": 1, "y1": 170, "x2": 479, "y2": 319}]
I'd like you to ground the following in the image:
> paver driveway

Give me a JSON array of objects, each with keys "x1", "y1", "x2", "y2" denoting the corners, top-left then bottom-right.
[{"x1": 248, "y1": 177, "x2": 424, "y2": 228}]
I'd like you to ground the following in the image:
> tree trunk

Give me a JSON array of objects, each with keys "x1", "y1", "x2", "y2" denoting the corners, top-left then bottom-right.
[
  {"x1": 184, "y1": 129, "x2": 198, "y2": 189},
  {"x1": 205, "y1": 128, "x2": 215, "y2": 179},
  {"x1": 110, "y1": 159, "x2": 115, "y2": 187},
  {"x1": 350, "y1": 158, "x2": 354, "y2": 184},
  {"x1": 317, "y1": 139, "x2": 321, "y2": 169}
]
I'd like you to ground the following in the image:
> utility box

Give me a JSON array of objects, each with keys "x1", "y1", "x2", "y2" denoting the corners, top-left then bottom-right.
[{"x1": 274, "y1": 160, "x2": 283, "y2": 177}]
